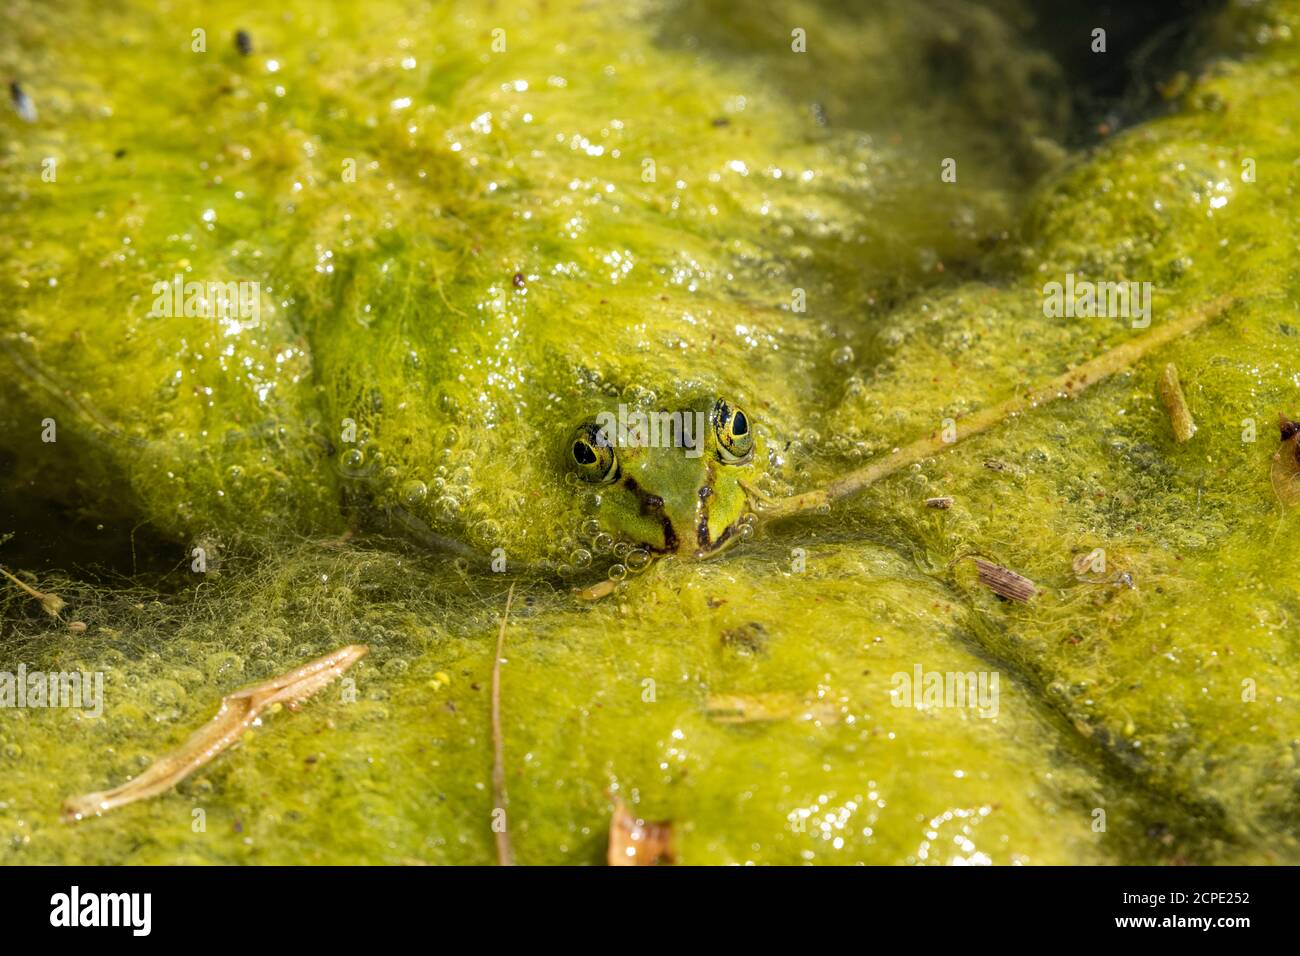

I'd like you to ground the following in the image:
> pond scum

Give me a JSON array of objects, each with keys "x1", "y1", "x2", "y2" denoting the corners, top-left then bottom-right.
[{"x1": 1, "y1": 0, "x2": 1300, "y2": 864}]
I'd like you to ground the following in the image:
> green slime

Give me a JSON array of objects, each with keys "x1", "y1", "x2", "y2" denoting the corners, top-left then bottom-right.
[{"x1": 0, "y1": 0, "x2": 1297, "y2": 863}]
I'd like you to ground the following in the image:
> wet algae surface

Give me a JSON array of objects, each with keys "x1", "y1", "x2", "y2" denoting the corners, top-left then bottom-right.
[{"x1": 1, "y1": 0, "x2": 1299, "y2": 863}]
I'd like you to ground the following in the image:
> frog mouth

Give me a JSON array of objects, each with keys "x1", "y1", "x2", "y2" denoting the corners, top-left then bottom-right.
[
  {"x1": 618, "y1": 472, "x2": 746, "y2": 559},
  {"x1": 691, "y1": 522, "x2": 742, "y2": 560}
]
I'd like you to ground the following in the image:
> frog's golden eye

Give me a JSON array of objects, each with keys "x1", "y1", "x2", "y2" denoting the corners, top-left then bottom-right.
[
  {"x1": 568, "y1": 422, "x2": 619, "y2": 483},
  {"x1": 712, "y1": 399, "x2": 754, "y2": 464}
]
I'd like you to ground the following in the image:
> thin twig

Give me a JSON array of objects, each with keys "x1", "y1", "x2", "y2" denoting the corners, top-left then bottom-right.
[
  {"x1": 1, "y1": 565, "x2": 65, "y2": 617},
  {"x1": 759, "y1": 295, "x2": 1237, "y2": 520},
  {"x1": 63, "y1": 644, "x2": 368, "y2": 822},
  {"x1": 0, "y1": 564, "x2": 43, "y2": 600},
  {"x1": 491, "y1": 583, "x2": 516, "y2": 866}
]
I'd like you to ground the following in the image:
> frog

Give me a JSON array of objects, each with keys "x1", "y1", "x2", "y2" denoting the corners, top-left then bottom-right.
[{"x1": 563, "y1": 395, "x2": 761, "y2": 560}]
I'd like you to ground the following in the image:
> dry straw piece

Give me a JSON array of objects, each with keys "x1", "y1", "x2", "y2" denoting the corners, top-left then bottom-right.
[
  {"x1": 63, "y1": 644, "x2": 368, "y2": 822},
  {"x1": 1157, "y1": 362, "x2": 1197, "y2": 442},
  {"x1": 974, "y1": 559, "x2": 1038, "y2": 603},
  {"x1": 607, "y1": 798, "x2": 674, "y2": 866}
]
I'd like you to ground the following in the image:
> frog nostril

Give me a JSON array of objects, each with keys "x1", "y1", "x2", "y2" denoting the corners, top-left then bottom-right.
[
  {"x1": 640, "y1": 494, "x2": 665, "y2": 515},
  {"x1": 698, "y1": 486, "x2": 713, "y2": 499}
]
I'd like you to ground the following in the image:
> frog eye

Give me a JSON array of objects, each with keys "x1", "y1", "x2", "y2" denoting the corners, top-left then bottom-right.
[
  {"x1": 712, "y1": 399, "x2": 754, "y2": 464},
  {"x1": 568, "y1": 422, "x2": 619, "y2": 483}
]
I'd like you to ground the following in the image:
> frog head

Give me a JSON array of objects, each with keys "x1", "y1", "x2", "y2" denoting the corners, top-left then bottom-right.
[{"x1": 565, "y1": 397, "x2": 761, "y2": 559}]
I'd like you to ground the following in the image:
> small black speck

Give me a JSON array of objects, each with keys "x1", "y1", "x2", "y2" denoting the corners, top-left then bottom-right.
[
  {"x1": 698, "y1": 486, "x2": 713, "y2": 499},
  {"x1": 711, "y1": 117, "x2": 730, "y2": 127},
  {"x1": 114, "y1": 148, "x2": 127, "y2": 159},
  {"x1": 235, "y1": 30, "x2": 253, "y2": 56},
  {"x1": 512, "y1": 272, "x2": 526, "y2": 288}
]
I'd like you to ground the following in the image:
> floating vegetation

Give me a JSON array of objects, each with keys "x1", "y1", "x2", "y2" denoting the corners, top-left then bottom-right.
[{"x1": 3, "y1": 0, "x2": 1300, "y2": 867}]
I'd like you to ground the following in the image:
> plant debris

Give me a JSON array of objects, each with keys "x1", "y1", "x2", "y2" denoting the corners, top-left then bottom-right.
[
  {"x1": 62, "y1": 644, "x2": 368, "y2": 822},
  {"x1": 607, "y1": 798, "x2": 674, "y2": 865},
  {"x1": 925, "y1": 496, "x2": 954, "y2": 509},
  {"x1": 1072, "y1": 548, "x2": 1106, "y2": 576},
  {"x1": 9, "y1": 81, "x2": 36, "y2": 123},
  {"x1": 704, "y1": 692, "x2": 841, "y2": 724},
  {"x1": 0, "y1": 565, "x2": 65, "y2": 617},
  {"x1": 575, "y1": 579, "x2": 616, "y2": 601},
  {"x1": 720, "y1": 621, "x2": 768, "y2": 655},
  {"x1": 1157, "y1": 362, "x2": 1197, "y2": 442},
  {"x1": 491, "y1": 584, "x2": 515, "y2": 866},
  {"x1": 974, "y1": 559, "x2": 1037, "y2": 603}
]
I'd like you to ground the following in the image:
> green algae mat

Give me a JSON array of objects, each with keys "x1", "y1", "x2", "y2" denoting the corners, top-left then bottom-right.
[{"x1": 2, "y1": 0, "x2": 1299, "y2": 864}]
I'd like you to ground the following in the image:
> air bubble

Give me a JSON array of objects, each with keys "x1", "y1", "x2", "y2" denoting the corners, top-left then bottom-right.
[
  {"x1": 580, "y1": 518, "x2": 601, "y2": 539},
  {"x1": 342, "y1": 449, "x2": 365, "y2": 468},
  {"x1": 627, "y1": 548, "x2": 651, "y2": 571},
  {"x1": 401, "y1": 479, "x2": 428, "y2": 505},
  {"x1": 571, "y1": 548, "x2": 593, "y2": 568},
  {"x1": 832, "y1": 345, "x2": 855, "y2": 365},
  {"x1": 608, "y1": 564, "x2": 627, "y2": 582},
  {"x1": 592, "y1": 532, "x2": 614, "y2": 553}
]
